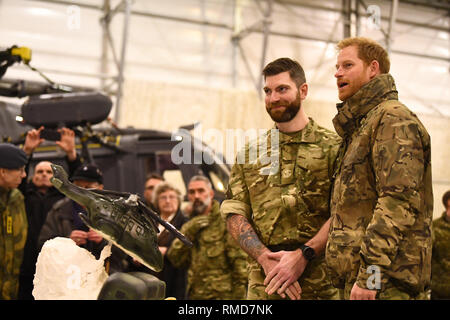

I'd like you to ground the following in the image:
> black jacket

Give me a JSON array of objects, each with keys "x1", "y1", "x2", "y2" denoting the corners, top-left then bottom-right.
[
  {"x1": 19, "y1": 156, "x2": 82, "y2": 278},
  {"x1": 18, "y1": 156, "x2": 82, "y2": 299},
  {"x1": 38, "y1": 197, "x2": 129, "y2": 274},
  {"x1": 37, "y1": 197, "x2": 105, "y2": 255},
  {"x1": 20, "y1": 184, "x2": 65, "y2": 275}
]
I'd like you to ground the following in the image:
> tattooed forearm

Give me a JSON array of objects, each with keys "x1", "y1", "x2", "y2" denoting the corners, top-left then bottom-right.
[{"x1": 226, "y1": 214, "x2": 266, "y2": 260}]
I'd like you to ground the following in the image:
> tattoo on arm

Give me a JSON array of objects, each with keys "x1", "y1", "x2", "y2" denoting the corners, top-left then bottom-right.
[{"x1": 227, "y1": 214, "x2": 266, "y2": 260}]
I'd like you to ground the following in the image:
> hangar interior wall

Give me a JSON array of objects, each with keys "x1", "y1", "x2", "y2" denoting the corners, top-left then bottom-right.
[{"x1": 121, "y1": 79, "x2": 450, "y2": 219}]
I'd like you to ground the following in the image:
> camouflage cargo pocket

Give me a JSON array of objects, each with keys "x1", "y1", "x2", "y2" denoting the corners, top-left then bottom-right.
[{"x1": 325, "y1": 231, "x2": 362, "y2": 287}]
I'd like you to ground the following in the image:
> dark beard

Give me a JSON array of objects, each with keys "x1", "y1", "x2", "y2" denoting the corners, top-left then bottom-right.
[{"x1": 266, "y1": 91, "x2": 301, "y2": 123}]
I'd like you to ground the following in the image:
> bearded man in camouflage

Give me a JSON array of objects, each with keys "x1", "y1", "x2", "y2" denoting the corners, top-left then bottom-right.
[
  {"x1": 167, "y1": 175, "x2": 247, "y2": 299},
  {"x1": 220, "y1": 58, "x2": 341, "y2": 300},
  {"x1": 325, "y1": 37, "x2": 433, "y2": 300}
]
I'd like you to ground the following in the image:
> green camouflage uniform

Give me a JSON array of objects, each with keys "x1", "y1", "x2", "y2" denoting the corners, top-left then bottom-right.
[
  {"x1": 167, "y1": 200, "x2": 248, "y2": 299},
  {"x1": 221, "y1": 118, "x2": 341, "y2": 300},
  {"x1": 0, "y1": 187, "x2": 27, "y2": 300},
  {"x1": 431, "y1": 212, "x2": 450, "y2": 299},
  {"x1": 326, "y1": 73, "x2": 433, "y2": 300}
]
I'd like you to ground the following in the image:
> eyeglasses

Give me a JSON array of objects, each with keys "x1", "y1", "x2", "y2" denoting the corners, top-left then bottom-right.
[{"x1": 158, "y1": 195, "x2": 178, "y2": 201}]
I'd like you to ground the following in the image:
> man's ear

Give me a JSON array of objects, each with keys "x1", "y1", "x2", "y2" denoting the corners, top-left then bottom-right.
[
  {"x1": 0, "y1": 168, "x2": 6, "y2": 184},
  {"x1": 369, "y1": 60, "x2": 381, "y2": 79},
  {"x1": 299, "y1": 83, "x2": 308, "y2": 100}
]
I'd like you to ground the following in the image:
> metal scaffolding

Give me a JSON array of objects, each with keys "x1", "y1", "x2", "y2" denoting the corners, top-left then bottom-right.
[
  {"x1": 231, "y1": 0, "x2": 273, "y2": 96},
  {"x1": 339, "y1": 0, "x2": 400, "y2": 53},
  {"x1": 29, "y1": 0, "x2": 450, "y2": 116},
  {"x1": 98, "y1": 0, "x2": 131, "y2": 124}
]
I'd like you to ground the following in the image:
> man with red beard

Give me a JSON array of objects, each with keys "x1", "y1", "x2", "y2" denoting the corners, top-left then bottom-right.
[
  {"x1": 221, "y1": 58, "x2": 341, "y2": 300},
  {"x1": 326, "y1": 37, "x2": 432, "y2": 300}
]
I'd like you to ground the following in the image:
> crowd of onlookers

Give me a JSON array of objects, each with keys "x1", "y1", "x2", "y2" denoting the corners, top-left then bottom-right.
[
  {"x1": 0, "y1": 123, "x2": 449, "y2": 301},
  {"x1": 0, "y1": 126, "x2": 247, "y2": 300}
]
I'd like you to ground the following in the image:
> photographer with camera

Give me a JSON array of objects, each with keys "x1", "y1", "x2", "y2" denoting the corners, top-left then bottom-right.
[{"x1": 18, "y1": 126, "x2": 82, "y2": 300}]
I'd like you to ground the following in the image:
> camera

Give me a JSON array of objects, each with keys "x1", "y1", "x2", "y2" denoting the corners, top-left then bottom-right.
[{"x1": 40, "y1": 128, "x2": 61, "y2": 141}]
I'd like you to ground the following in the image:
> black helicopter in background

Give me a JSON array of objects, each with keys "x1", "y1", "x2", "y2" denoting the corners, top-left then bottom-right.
[{"x1": 0, "y1": 45, "x2": 230, "y2": 202}]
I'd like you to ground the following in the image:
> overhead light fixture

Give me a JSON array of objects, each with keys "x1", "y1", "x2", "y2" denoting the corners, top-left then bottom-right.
[
  {"x1": 437, "y1": 31, "x2": 448, "y2": 40},
  {"x1": 27, "y1": 7, "x2": 55, "y2": 17}
]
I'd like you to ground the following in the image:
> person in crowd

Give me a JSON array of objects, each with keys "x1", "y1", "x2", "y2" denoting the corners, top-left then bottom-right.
[
  {"x1": 431, "y1": 190, "x2": 450, "y2": 299},
  {"x1": 138, "y1": 181, "x2": 189, "y2": 299},
  {"x1": 0, "y1": 143, "x2": 28, "y2": 299},
  {"x1": 38, "y1": 164, "x2": 128, "y2": 275},
  {"x1": 125, "y1": 173, "x2": 166, "y2": 275},
  {"x1": 143, "y1": 173, "x2": 164, "y2": 211},
  {"x1": 18, "y1": 126, "x2": 82, "y2": 300},
  {"x1": 38, "y1": 164, "x2": 105, "y2": 255},
  {"x1": 220, "y1": 57, "x2": 340, "y2": 300},
  {"x1": 168, "y1": 175, "x2": 248, "y2": 300}
]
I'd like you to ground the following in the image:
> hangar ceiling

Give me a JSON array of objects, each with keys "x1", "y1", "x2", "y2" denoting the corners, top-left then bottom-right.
[{"x1": 0, "y1": 0, "x2": 449, "y2": 121}]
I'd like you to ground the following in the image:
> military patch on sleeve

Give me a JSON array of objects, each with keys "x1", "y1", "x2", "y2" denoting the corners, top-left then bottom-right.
[{"x1": 6, "y1": 215, "x2": 12, "y2": 234}]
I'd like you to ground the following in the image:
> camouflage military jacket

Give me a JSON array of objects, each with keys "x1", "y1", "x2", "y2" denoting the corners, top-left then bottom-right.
[
  {"x1": 0, "y1": 187, "x2": 27, "y2": 300},
  {"x1": 167, "y1": 200, "x2": 248, "y2": 299},
  {"x1": 221, "y1": 118, "x2": 340, "y2": 247},
  {"x1": 326, "y1": 73, "x2": 433, "y2": 295},
  {"x1": 431, "y1": 212, "x2": 450, "y2": 299}
]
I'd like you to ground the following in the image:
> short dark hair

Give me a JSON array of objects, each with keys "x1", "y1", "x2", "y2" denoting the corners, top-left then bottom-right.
[
  {"x1": 443, "y1": 190, "x2": 450, "y2": 209},
  {"x1": 262, "y1": 57, "x2": 306, "y2": 87},
  {"x1": 145, "y1": 173, "x2": 164, "y2": 183}
]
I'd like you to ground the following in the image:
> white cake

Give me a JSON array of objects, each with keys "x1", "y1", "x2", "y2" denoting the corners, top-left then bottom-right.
[{"x1": 33, "y1": 237, "x2": 111, "y2": 300}]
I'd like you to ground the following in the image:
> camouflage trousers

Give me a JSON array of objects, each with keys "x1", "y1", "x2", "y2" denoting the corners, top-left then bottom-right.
[
  {"x1": 338, "y1": 280, "x2": 430, "y2": 300},
  {"x1": 246, "y1": 256, "x2": 339, "y2": 300}
]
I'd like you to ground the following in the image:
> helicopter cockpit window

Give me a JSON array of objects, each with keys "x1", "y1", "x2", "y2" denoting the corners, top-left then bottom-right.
[
  {"x1": 156, "y1": 152, "x2": 179, "y2": 172},
  {"x1": 162, "y1": 169, "x2": 187, "y2": 198},
  {"x1": 208, "y1": 171, "x2": 225, "y2": 193},
  {"x1": 199, "y1": 162, "x2": 230, "y2": 202},
  {"x1": 152, "y1": 151, "x2": 187, "y2": 197}
]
